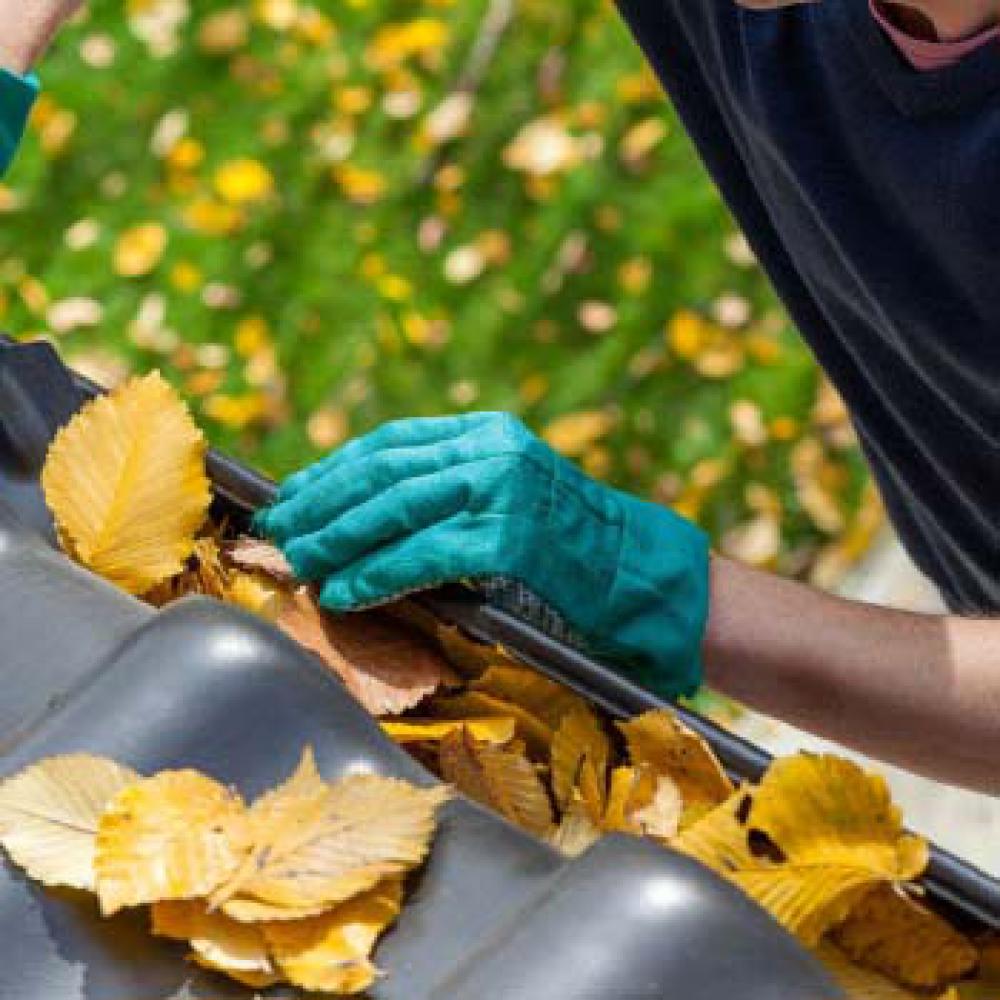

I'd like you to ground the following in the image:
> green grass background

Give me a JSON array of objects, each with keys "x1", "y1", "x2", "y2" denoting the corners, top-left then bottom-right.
[{"x1": 0, "y1": 0, "x2": 872, "y2": 579}]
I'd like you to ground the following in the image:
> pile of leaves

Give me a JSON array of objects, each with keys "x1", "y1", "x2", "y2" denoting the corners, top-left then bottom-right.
[
  {"x1": 32, "y1": 374, "x2": 999, "y2": 998},
  {"x1": 0, "y1": 749, "x2": 448, "y2": 992},
  {"x1": 3, "y1": 0, "x2": 877, "y2": 588}
]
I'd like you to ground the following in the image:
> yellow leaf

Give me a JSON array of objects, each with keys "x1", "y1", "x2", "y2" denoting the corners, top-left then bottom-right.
[
  {"x1": 264, "y1": 879, "x2": 403, "y2": 994},
  {"x1": 114, "y1": 222, "x2": 168, "y2": 278},
  {"x1": 603, "y1": 766, "x2": 645, "y2": 834},
  {"x1": 471, "y1": 667, "x2": 587, "y2": 732},
  {"x1": 146, "y1": 536, "x2": 227, "y2": 607},
  {"x1": 679, "y1": 755, "x2": 928, "y2": 947},
  {"x1": 151, "y1": 900, "x2": 278, "y2": 984},
  {"x1": 224, "y1": 571, "x2": 281, "y2": 619},
  {"x1": 436, "y1": 665, "x2": 588, "y2": 760},
  {"x1": 381, "y1": 718, "x2": 517, "y2": 747},
  {"x1": 550, "y1": 705, "x2": 610, "y2": 811},
  {"x1": 365, "y1": 18, "x2": 449, "y2": 70},
  {"x1": 183, "y1": 197, "x2": 244, "y2": 236},
  {"x1": 218, "y1": 749, "x2": 333, "y2": 922},
  {"x1": 672, "y1": 788, "x2": 757, "y2": 874},
  {"x1": 430, "y1": 622, "x2": 522, "y2": 677},
  {"x1": 549, "y1": 796, "x2": 603, "y2": 858},
  {"x1": 42, "y1": 372, "x2": 211, "y2": 596},
  {"x1": 439, "y1": 729, "x2": 554, "y2": 838},
  {"x1": 0, "y1": 755, "x2": 139, "y2": 890},
  {"x1": 214, "y1": 158, "x2": 274, "y2": 206},
  {"x1": 429, "y1": 691, "x2": 555, "y2": 760},
  {"x1": 190, "y1": 959, "x2": 284, "y2": 990},
  {"x1": 95, "y1": 770, "x2": 249, "y2": 915},
  {"x1": 749, "y1": 755, "x2": 928, "y2": 878},
  {"x1": 212, "y1": 750, "x2": 448, "y2": 914},
  {"x1": 831, "y1": 884, "x2": 977, "y2": 991},
  {"x1": 816, "y1": 944, "x2": 938, "y2": 1000},
  {"x1": 333, "y1": 165, "x2": 387, "y2": 206},
  {"x1": 631, "y1": 775, "x2": 683, "y2": 842},
  {"x1": 220, "y1": 895, "x2": 329, "y2": 923},
  {"x1": 617, "y1": 710, "x2": 732, "y2": 823},
  {"x1": 576, "y1": 757, "x2": 607, "y2": 825},
  {"x1": 146, "y1": 537, "x2": 281, "y2": 619}
]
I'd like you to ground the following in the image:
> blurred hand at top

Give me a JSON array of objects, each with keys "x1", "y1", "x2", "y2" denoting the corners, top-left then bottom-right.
[{"x1": 0, "y1": 1, "x2": 84, "y2": 75}]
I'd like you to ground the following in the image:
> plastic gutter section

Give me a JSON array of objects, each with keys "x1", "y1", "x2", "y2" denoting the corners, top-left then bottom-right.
[
  {"x1": 0, "y1": 331, "x2": 990, "y2": 992},
  {"x1": 43, "y1": 335, "x2": 999, "y2": 932},
  {"x1": 0, "y1": 457, "x2": 841, "y2": 998}
]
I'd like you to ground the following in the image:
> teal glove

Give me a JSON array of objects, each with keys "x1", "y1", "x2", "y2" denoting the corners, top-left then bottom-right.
[
  {"x1": 0, "y1": 69, "x2": 39, "y2": 177},
  {"x1": 258, "y1": 413, "x2": 710, "y2": 699}
]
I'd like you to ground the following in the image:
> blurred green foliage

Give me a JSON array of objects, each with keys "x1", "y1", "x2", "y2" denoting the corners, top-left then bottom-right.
[{"x1": 0, "y1": 0, "x2": 873, "y2": 580}]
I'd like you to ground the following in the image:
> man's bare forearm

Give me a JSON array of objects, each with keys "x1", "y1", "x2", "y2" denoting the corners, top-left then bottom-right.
[
  {"x1": 702, "y1": 556, "x2": 1000, "y2": 792},
  {"x1": 0, "y1": 1, "x2": 81, "y2": 74}
]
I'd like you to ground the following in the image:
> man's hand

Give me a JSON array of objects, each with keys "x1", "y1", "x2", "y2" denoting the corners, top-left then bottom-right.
[
  {"x1": 258, "y1": 413, "x2": 711, "y2": 700},
  {"x1": 0, "y1": 1, "x2": 83, "y2": 75}
]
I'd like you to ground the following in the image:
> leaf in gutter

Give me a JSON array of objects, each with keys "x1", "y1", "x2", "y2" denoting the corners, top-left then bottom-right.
[
  {"x1": 831, "y1": 884, "x2": 977, "y2": 991},
  {"x1": 550, "y1": 705, "x2": 610, "y2": 812},
  {"x1": 439, "y1": 729, "x2": 554, "y2": 837},
  {"x1": 617, "y1": 709, "x2": 732, "y2": 824},
  {"x1": 42, "y1": 372, "x2": 211, "y2": 596},
  {"x1": 277, "y1": 586, "x2": 452, "y2": 715},
  {"x1": 226, "y1": 536, "x2": 296, "y2": 583}
]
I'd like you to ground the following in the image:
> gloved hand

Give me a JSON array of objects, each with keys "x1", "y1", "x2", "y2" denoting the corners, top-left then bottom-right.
[{"x1": 257, "y1": 413, "x2": 710, "y2": 699}]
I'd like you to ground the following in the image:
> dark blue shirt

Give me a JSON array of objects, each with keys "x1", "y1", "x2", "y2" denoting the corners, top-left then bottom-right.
[{"x1": 618, "y1": 0, "x2": 999, "y2": 613}]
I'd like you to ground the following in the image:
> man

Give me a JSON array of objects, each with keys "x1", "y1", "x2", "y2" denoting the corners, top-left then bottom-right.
[
  {"x1": 261, "y1": 0, "x2": 999, "y2": 794},
  {"x1": 4, "y1": 3, "x2": 996, "y2": 791}
]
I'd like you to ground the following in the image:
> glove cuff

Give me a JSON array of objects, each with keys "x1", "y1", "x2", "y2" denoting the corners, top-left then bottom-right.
[{"x1": 589, "y1": 494, "x2": 710, "y2": 699}]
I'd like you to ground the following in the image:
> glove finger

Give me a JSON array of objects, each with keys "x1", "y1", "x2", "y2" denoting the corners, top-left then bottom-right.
[
  {"x1": 277, "y1": 412, "x2": 500, "y2": 501},
  {"x1": 262, "y1": 424, "x2": 515, "y2": 544},
  {"x1": 283, "y1": 470, "x2": 473, "y2": 580},
  {"x1": 317, "y1": 512, "x2": 516, "y2": 611}
]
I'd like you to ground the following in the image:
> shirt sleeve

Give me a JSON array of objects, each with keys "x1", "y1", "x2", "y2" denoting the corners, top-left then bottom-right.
[{"x1": 0, "y1": 68, "x2": 39, "y2": 178}]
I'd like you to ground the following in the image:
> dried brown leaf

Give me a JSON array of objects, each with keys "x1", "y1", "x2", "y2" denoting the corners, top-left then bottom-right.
[
  {"x1": 831, "y1": 884, "x2": 978, "y2": 991},
  {"x1": 277, "y1": 587, "x2": 451, "y2": 715}
]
